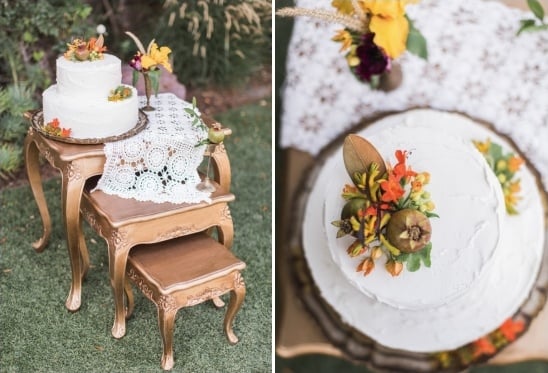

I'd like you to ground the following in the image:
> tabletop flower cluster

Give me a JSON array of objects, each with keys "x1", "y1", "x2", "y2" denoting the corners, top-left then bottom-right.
[
  {"x1": 332, "y1": 137, "x2": 438, "y2": 276},
  {"x1": 42, "y1": 118, "x2": 71, "y2": 138},
  {"x1": 64, "y1": 34, "x2": 106, "y2": 62},
  {"x1": 473, "y1": 138, "x2": 524, "y2": 215},
  {"x1": 125, "y1": 31, "x2": 172, "y2": 110},
  {"x1": 277, "y1": 0, "x2": 427, "y2": 88}
]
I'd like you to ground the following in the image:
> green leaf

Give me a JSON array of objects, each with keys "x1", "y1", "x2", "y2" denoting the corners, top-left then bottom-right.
[
  {"x1": 132, "y1": 70, "x2": 139, "y2": 87},
  {"x1": 528, "y1": 0, "x2": 545, "y2": 21},
  {"x1": 424, "y1": 211, "x2": 439, "y2": 218},
  {"x1": 406, "y1": 255, "x2": 421, "y2": 272},
  {"x1": 418, "y1": 242, "x2": 432, "y2": 267},
  {"x1": 406, "y1": 16, "x2": 428, "y2": 60},
  {"x1": 517, "y1": 19, "x2": 537, "y2": 35},
  {"x1": 488, "y1": 142, "x2": 503, "y2": 160},
  {"x1": 148, "y1": 69, "x2": 161, "y2": 96},
  {"x1": 521, "y1": 23, "x2": 548, "y2": 33}
]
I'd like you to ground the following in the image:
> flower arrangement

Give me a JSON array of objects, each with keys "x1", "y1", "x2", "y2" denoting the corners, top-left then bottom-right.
[
  {"x1": 184, "y1": 97, "x2": 226, "y2": 146},
  {"x1": 125, "y1": 31, "x2": 172, "y2": 111},
  {"x1": 435, "y1": 317, "x2": 525, "y2": 369},
  {"x1": 277, "y1": 0, "x2": 427, "y2": 89},
  {"x1": 332, "y1": 135, "x2": 437, "y2": 276},
  {"x1": 107, "y1": 85, "x2": 133, "y2": 102},
  {"x1": 473, "y1": 139, "x2": 524, "y2": 215},
  {"x1": 42, "y1": 118, "x2": 71, "y2": 138},
  {"x1": 64, "y1": 35, "x2": 106, "y2": 62}
]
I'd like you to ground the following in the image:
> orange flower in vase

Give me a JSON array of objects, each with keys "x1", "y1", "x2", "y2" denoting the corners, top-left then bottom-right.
[{"x1": 126, "y1": 31, "x2": 172, "y2": 111}]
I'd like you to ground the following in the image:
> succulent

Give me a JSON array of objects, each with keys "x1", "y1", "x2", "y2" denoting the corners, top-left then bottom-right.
[{"x1": 385, "y1": 208, "x2": 431, "y2": 253}]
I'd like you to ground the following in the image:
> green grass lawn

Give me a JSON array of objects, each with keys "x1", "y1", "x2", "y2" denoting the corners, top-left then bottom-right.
[{"x1": 0, "y1": 99, "x2": 272, "y2": 372}]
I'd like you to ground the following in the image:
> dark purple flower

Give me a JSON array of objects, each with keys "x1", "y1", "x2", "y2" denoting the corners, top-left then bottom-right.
[
  {"x1": 129, "y1": 53, "x2": 142, "y2": 71},
  {"x1": 354, "y1": 33, "x2": 391, "y2": 82}
]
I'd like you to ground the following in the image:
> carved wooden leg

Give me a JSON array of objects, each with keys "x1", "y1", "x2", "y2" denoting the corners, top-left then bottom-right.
[
  {"x1": 77, "y1": 217, "x2": 90, "y2": 280},
  {"x1": 24, "y1": 136, "x2": 52, "y2": 252},
  {"x1": 62, "y1": 171, "x2": 85, "y2": 312},
  {"x1": 158, "y1": 307, "x2": 177, "y2": 370},
  {"x1": 224, "y1": 272, "x2": 246, "y2": 345},
  {"x1": 212, "y1": 297, "x2": 225, "y2": 308},
  {"x1": 124, "y1": 279, "x2": 134, "y2": 319},
  {"x1": 109, "y1": 244, "x2": 131, "y2": 338},
  {"x1": 217, "y1": 212, "x2": 234, "y2": 250}
]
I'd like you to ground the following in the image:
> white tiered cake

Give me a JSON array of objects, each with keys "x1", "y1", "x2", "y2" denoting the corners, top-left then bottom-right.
[
  {"x1": 43, "y1": 54, "x2": 138, "y2": 139},
  {"x1": 303, "y1": 109, "x2": 545, "y2": 352}
]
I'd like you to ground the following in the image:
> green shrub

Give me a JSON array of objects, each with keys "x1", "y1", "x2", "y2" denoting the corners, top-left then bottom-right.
[
  {"x1": 0, "y1": 83, "x2": 37, "y2": 179},
  {"x1": 0, "y1": 0, "x2": 96, "y2": 180},
  {"x1": 157, "y1": 0, "x2": 272, "y2": 87}
]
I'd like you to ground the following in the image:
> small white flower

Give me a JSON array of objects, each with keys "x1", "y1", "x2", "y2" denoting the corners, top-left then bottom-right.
[{"x1": 96, "y1": 24, "x2": 106, "y2": 35}]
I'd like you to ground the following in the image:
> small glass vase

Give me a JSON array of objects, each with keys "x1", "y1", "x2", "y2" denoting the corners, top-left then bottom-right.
[
  {"x1": 196, "y1": 143, "x2": 217, "y2": 193},
  {"x1": 142, "y1": 72, "x2": 155, "y2": 111}
]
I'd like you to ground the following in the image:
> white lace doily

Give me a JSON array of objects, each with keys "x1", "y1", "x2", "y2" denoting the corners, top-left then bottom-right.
[
  {"x1": 94, "y1": 93, "x2": 211, "y2": 204},
  {"x1": 280, "y1": 0, "x2": 548, "y2": 190}
]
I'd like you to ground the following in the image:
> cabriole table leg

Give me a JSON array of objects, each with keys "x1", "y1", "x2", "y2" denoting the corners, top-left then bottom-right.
[{"x1": 24, "y1": 133, "x2": 52, "y2": 252}]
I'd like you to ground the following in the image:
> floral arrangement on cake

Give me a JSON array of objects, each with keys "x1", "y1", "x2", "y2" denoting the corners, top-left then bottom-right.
[
  {"x1": 108, "y1": 85, "x2": 133, "y2": 102},
  {"x1": 276, "y1": 0, "x2": 427, "y2": 88},
  {"x1": 435, "y1": 317, "x2": 525, "y2": 369},
  {"x1": 64, "y1": 34, "x2": 106, "y2": 62},
  {"x1": 332, "y1": 134, "x2": 437, "y2": 276},
  {"x1": 125, "y1": 31, "x2": 172, "y2": 111},
  {"x1": 473, "y1": 138, "x2": 524, "y2": 215},
  {"x1": 42, "y1": 118, "x2": 71, "y2": 138}
]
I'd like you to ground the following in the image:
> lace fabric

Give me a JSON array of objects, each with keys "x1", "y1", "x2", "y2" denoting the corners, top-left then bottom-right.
[
  {"x1": 280, "y1": 0, "x2": 548, "y2": 190},
  {"x1": 94, "y1": 93, "x2": 211, "y2": 204}
]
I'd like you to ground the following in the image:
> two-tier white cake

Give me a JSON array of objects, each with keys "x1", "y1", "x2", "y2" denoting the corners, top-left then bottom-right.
[
  {"x1": 43, "y1": 54, "x2": 138, "y2": 139},
  {"x1": 303, "y1": 109, "x2": 545, "y2": 352}
]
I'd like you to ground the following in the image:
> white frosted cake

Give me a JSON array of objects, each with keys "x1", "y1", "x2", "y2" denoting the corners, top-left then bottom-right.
[
  {"x1": 303, "y1": 109, "x2": 545, "y2": 352},
  {"x1": 43, "y1": 54, "x2": 138, "y2": 139}
]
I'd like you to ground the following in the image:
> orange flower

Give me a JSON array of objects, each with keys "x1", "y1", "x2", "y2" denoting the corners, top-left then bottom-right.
[
  {"x1": 356, "y1": 257, "x2": 375, "y2": 275},
  {"x1": 392, "y1": 149, "x2": 416, "y2": 181},
  {"x1": 380, "y1": 174, "x2": 405, "y2": 202},
  {"x1": 499, "y1": 318, "x2": 524, "y2": 342},
  {"x1": 61, "y1": 128, "x2": 72, "y2": 138},
  {"x1": 508, "y1": 156, "x2": 524, "y2": 173},
  {"x1": 50, "y1": 118, "x2": 60, "y2": 128},
  {"x1": 472, "y1": 337, "x2": 496, "y2": 358},
  {"x1": 365, "y1": 206, "x2": 377, "y2": 216}
]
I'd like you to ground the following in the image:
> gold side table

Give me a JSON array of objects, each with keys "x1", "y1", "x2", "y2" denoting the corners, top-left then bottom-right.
[
  {"x1": 23, "y1": 110, "x2": 232, "y2": 325},
  {"x1": 24, "y1": 117, "x2": 105, "y2": 312}
]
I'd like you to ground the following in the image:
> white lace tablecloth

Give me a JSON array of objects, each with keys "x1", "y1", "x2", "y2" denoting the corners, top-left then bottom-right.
[
  {"x1": 280, "y1": 0, "x2": 548, "y2": 190},
  {"x1": 94, "y1": 93, "x2": 211, "y2": 204}
]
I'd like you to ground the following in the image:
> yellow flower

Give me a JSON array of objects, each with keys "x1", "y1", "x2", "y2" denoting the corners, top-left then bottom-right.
[
  {"x1": 496, "y1": 159, "x2": 507, "y2": 172},
  {"x1": 332, "y1": 29, "x2": 354, "y2": 52},
  {"x1": 361, "y1": 0, "x2": 418, "y2": 58},
  {"x1": 508, "y1": 180, "x2": 521, "y2": 194},
  {"x1": 346, "y1": 46, "x2": 361, "y2": 66},
  {"x1": 141, "y1": 43, "x2": 172, "y2": 73},
  {"x1": 415, "y1": 171, "x2": 430, "y2": 184},
  {"x1": 473, "y1": 138, "x2": 491, "y2": 154},
  {"x1": 332, "y1": 0, "x2": 357, "y2": 15},
  {"x1": 361, "y1": 0, "x2": 417, "y2": 18}
]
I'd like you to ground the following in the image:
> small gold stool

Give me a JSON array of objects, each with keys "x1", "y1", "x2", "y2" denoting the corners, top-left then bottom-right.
[{"x1": 124, "y1": 232, "x2": 246, "y2": 370}]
